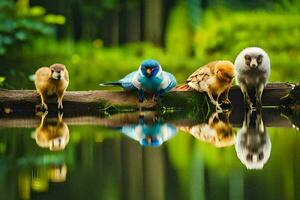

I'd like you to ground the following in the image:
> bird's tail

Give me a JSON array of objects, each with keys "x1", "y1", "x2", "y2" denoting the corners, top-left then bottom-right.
[
  {"x1": 173, "y1": 84, "x2": 191, "y2": 91},
  {"x1": 99, "y1": 82, "x2": 122, "y2": 87}
]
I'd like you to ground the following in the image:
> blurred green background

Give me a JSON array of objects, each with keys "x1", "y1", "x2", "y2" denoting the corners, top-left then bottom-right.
[
  {"x1": 1, "y1": 1, "x2": 300, "y2": 200},
  {"x1": 0, "y1": 0, "x2": 299, "y2": 90}
]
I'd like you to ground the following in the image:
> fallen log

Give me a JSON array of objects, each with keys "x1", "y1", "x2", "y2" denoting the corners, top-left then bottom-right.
[
  {"x1": 0, "y1": 83, "x2": 296, "y2": 115},
  {"x1": 0, "y1": 108, "x2": 294, "y2": 129}
]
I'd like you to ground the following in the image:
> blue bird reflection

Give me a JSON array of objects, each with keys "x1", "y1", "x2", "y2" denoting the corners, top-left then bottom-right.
[{"x1": 119, "y1": 116, "x2": 177, "y2": 147}]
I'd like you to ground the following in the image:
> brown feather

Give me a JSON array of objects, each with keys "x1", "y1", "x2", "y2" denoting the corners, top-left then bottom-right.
[{"x1": 173, "y1": 84, "x2": 191, "y2": 91}]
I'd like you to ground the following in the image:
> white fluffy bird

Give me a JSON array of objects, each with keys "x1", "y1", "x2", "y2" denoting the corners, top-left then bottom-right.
[{"x1": 234, "y1": 47, "x2": 270, "y2": 110}]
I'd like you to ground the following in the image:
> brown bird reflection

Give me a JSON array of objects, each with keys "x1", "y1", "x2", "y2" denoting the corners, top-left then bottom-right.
[
  {"x1": 49, "y1": 164, "x2": 68, "y2": 182},
  {"x1": 35, "y1": 111, "x2": 70, "y2": 151},
  {"x1": 180, "y1": 111, "x2": 235, "y2": 147},
  {"x1": 235, "y1": 109, "x2": 271, "y2": 169}
]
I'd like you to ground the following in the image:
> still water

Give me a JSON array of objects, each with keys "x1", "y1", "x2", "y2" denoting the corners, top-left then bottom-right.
[{"x1": 0, "y1": 108, "x2": 300, "y2": 200}]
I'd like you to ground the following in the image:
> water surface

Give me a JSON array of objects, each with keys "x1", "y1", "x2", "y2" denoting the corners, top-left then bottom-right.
[{"x1": 0, "y1": 108, "x2": 299, "y2": 200}]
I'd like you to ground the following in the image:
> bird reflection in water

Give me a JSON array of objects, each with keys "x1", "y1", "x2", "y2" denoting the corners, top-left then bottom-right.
[
  {"x1": 235, "y1": 109, "x2": 271, "y2": 169},
  {"x1": 119, "y1": 114, "x2": 177, "y2": 146},
  {"x1": 35, "y1": 111, "x2": 70, "y2": 151},
  {"x1": 49, "y1": 164, "x2": 68, "y2": 182},
  {"x1": 181, "y1": 111, "x2": 235, "y2": 147}
]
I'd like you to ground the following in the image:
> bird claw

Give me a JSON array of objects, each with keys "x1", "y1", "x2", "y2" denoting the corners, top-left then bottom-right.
[
  {"x1": 220, "y1": 99, "x2": 232, "y2": 110},
  {"x1": 256, "y1": 100, "x2": 262, "y2": 109},
  {"x1": 42, "y1": 110, "x2": 49, "y2": 118},
  {"x1": 40, "y1": 103, "x2": 48, "y2": 112},
  {"x1": 215, "y1": 103, "x2": 223, "y2": 112},
  {"x1": 57, "y1": 102, "x2": 63, "y2": 110},
  {"x1": 58, "y1": 111, "x2": 64, "y2": 121},
  {"x1": 153, "y1": 95, "x2": 159, "y2": 102},
  {"x1": 245, "y1": 98, "x2": 253, "y2": 111},
  {"x1": 138, "y1": 91, "x2": 145, "y2": 103}
]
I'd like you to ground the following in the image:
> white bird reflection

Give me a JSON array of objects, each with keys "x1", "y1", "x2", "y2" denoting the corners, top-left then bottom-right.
[{"x1": 235, "y1": 109, "x2": 271, "y2": 170}]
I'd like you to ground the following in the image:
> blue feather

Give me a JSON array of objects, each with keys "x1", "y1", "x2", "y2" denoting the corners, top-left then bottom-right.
[
  {"x1": 99, "y1": 59, "x2": 177, "y2": 99},
  {"x1": 120, "y1": 122, "x2": 177, "y2": 147},
  {"x1": 99, "y1": 71, "x2": 138, "y2": 91}
]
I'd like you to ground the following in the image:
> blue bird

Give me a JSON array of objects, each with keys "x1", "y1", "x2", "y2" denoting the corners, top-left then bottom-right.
[
  {"x1": 119, "y1": 116, "x2": 177, "y2": 147},
  {"x1": 100, "y1": 59, "x2": 177, "y2": 102}
]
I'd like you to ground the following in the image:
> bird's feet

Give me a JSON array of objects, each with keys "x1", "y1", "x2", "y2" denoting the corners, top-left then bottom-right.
[
  {"x1": 57, "y1": 100, "x2": 63, "y2": 110},
  {"x1": 138, "y1": 98, "x2": 144, "y2": 103},
  {"x1": 220, "y1": 99, "x2": 232, "y2": 110},
  {"x1": 41, "y1": 110, "x2": 49, "y2": 119},
  {"x1": 256, "y1": 99, "x2": 262, "y2": 110},
  {"x1": 153, "y1": 96, "x2": 159, "y2": 102},
  {"x1": 153, "y1": 94, "x2": 160, "y2": 102},
  {"x1": 138, "y1": 90, "x2": 145, "y2": 103},
  {"x1": 40, "y1": 103, "x2": 48, "y2": 112},
  {"x1": 245, "y1": 98, "x2": 253, "y2": 111},
  {"x1": 215, "y1": 102, "x2": 223, "y2": 112},
  {"x1": 153, "y1": 90, "x2": 164, "y2": 102},
  {"x1": 209, "y1": 99, "x2": 223, "y2": 112},
  {"x1": 58, "y1": 110, "x2": 64, "y2": 122},
  {"x1": 138, "y1": 114, "x2": 145, "y2": 124}
]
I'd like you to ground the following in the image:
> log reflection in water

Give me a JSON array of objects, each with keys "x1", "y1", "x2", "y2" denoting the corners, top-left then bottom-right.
[{"x1": 0, "y1": 107, "x2": 294, "y2": 129}]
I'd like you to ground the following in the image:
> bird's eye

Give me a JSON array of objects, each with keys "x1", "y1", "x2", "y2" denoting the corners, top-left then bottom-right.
[
  {"x1": 258, "y1": 152, "x2": 264, "y2": 160},
  {"x1": 257, "y1": 55, "x2": 263, "y2": 64},
  {"x1": 244, "y1": 55, "x2": 251, "y2": 61},
  {"x1": 246, "y1": 154, "x2": 252, "y2": 161}
]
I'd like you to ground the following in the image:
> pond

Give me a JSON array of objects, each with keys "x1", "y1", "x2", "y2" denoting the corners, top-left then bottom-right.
[{"x1": 0, "y1": 107, "x2": 300, "y2": 200}]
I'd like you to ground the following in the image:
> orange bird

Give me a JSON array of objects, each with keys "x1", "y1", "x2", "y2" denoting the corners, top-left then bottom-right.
[{"x1": 175, "y1": 60, "x2": 235, "y2": 110}]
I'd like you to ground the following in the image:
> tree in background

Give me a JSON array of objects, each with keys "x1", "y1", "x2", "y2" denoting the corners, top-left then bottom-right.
[{"x1": 0, "y1": 0, "x2": 65, "y2": 56}]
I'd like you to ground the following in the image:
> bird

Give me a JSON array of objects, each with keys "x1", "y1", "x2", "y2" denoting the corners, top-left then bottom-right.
[
  {"x1": 175, "y1": 60, "x2": 235, "y2": 110},
  {"x1": 235, "y1": 109, "x2": 271, "y2": 170},
  {"x1": 234, "y1": 47, "x2": 271, "y2": 110},
  {"x1": 100, "y1": 59, "x2": 177, "y2": 102},
  {"x1": 119, "y1": 115, "x2": 177, "y2": 147},
  {"x1": 179, "y1": 111, "x2": 235, "y2": 147},
  {"x1": 35, "y1": 111, "x2": 70, "y2": 151},
  {"x1": 34, "y1": 63, "x2": 69, "y2": 111}
]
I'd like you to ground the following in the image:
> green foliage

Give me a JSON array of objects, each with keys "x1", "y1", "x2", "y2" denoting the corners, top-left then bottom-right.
[
  {"x1": 194, "y1": 10, "x2": 300, "y2": 82},
  {"x1": 165, "y1": 4, "x2": 192, "y2": 59},
  {"x1": 0, "y1": 76, "x2": 5, "y2": 86},
  {"x1": 0, "y1": 0, "x2": 65, "y2": 56},
  {"x1": 2, "y1": 7, "x2": 300, "y2": 90},
  {"x1": 16, "y1": 39, "x2": 198, "y2": 90}
]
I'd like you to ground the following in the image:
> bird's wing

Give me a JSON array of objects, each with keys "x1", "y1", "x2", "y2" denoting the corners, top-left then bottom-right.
[
  {"x1": 131, "y1": 71, "x2": 142, "y2": 90},
  {"x1": 100, "y1": 71, "x2": 138, "y2": 91},
  {"x1": 160, "y1": 124, "x2": 177, "y2": 141},
  {"x1": 186, "y1": 62, "x2": 216, "y2": 91},
  {"x1": 120, "y1": 125, "x2": 141, "y2": 141},
  {"x1": 160, "y1": 71, "x2": 177, "y2": 91},
  {"x1": 189, "y1": 124, "x2": 217, "y2": 142}
]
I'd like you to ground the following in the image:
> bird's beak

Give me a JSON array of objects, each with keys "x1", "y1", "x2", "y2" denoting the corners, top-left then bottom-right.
[{"x1": 146, "y1": 68, "x2": 152, "y2": 77}]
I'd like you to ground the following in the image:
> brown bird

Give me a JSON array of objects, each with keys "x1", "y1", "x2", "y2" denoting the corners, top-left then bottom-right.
[
  {"x1": 175, "y1": 60, "x2": 235, "y2": 110},
  {"x1": 34, "y1": 63, "x2": 69, "y2": 110},
  {"x1": 35, "y1": 111, "x2": 70, "y2": 151},
  {"x1": 179, "y1": 111, "x2": 235, "y2": 148}
]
